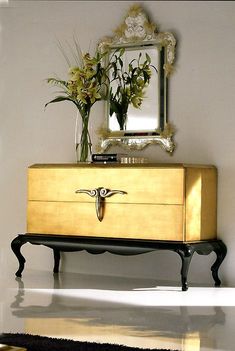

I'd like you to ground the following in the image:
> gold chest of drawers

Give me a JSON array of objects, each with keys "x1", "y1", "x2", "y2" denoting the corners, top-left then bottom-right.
[{"x1": 27, "y1": 163, "x2": 217, "y2": 242}]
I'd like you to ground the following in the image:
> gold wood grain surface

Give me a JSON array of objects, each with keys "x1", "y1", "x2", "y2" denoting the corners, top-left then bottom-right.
[
  {"x1": 28, "y1": 167, "x2": 184, "y2": 205},
  {"x1": 27, "y1": 164, "x2": 217, "y2": 242},
  {"x1": 185, "y1": 167, "x2": 217, "y2": 241},
  {"x1": 27, "y1": 201, "x2": 184, "y2": 241}
]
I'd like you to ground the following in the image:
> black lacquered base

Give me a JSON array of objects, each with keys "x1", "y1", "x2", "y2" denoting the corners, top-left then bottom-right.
[{"x1": 11, "y1": 234, "x2": 227, "y2": 291}]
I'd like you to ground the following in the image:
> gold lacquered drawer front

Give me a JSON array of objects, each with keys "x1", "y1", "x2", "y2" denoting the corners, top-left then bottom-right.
[
  {"x1": 28, "y1": 166, "x2": 185, "y2": 205},
  {"x1": 27, "y1": 163, "x2": 217, "y2": 242},
  {"x1": 27, "y1": 201, "x2": 184, "y2": 241}
]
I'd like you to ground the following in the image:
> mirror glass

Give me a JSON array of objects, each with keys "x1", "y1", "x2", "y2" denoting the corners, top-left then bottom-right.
[
  {"x1": 97, "y1": 5, "x2": 176, "y2": 153},
  {"x1": 108, "y1": 45, "x2": 160, "y2": 133}
]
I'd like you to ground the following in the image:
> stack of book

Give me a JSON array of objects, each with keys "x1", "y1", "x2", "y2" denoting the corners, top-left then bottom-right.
[
  {"x1": 91, "y1": 153, "x2": 126, "y2": 164},
  {"x1": 92, "y1": 154, "x2": 148, "y2": 164}
]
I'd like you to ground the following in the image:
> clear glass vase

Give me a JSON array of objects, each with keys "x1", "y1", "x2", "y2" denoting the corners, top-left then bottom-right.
[
  {"x1": 75, "y1": 109, "x2": 92, "y2": 163},
  {"x1": 116, "y1": 111, "x2": 127, "y2": 131}
]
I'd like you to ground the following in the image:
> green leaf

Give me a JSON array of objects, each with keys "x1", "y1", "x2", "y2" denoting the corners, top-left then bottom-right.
[
  {"x1": 47, "y1": 78, "x2": 67, "y2": 87},
  {"x1": 143, "y1": 70, "x2": 151, "y2": 83},
  {"x1": 110, "y1": 100, "x2": 119, "y2": 116},
  {"x1": 45, "y1": 96, "x2": 77, "y2": 109},
  {"x1": 118, "y1": 57, "x2": 123, "y2": 69},
  {"x1": 119, "y1": 47, "x2": 125, "y2": 57},
  {"x1": 128, "y1": 63, "x2": 133, "y2": 72},
  {"x1": 145, "y1": 53, "x2": 151, "y2": 64}
]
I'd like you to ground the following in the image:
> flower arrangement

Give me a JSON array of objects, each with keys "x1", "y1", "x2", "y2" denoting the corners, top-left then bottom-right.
[
  {"x1": 108, "y1": 50, "x2": 154, "y2": 131},
  {"x1": 45, "y1": 43, "x2": 110, "y2": 162},
  {"x1": 45, "y1": 40, "x2": 154, "y2": 160}
]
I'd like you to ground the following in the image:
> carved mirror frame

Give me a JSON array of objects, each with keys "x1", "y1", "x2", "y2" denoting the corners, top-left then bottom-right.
[{"x1": 97, "y1": 5, "x2": 176, "y2": 153}]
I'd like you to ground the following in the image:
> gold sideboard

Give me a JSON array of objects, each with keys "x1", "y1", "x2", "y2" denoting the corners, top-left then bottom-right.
[{"x1": 27, "y1": 163, "x2": 217, "y2": 242}]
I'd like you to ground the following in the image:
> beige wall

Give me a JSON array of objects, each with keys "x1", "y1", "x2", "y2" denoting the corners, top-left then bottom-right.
[{"x1": 0, "y1": 1, "x2": 235, "y2": 286}]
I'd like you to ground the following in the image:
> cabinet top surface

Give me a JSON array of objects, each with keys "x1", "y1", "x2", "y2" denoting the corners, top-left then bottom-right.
[{"x1": 29, "y1": 163, "x2": 216, "y2": 169}]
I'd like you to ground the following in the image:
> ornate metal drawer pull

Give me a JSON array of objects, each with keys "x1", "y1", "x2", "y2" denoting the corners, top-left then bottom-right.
[{"x1": 75, "y1": 187, "x2": 127, "y2": 222}]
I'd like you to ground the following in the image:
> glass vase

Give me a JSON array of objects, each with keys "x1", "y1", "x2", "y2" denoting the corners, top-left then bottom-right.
[
  {"x1": 116, "y1": 111, "x2": 127, "y2": 131},
  {"x1": 75, "y1": 109, "x2": 92, "y2": 163}
]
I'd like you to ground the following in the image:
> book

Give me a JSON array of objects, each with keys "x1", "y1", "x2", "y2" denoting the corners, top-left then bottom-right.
[{"x1": 92, "y1": 153, "x2": 127, "y2": 163}]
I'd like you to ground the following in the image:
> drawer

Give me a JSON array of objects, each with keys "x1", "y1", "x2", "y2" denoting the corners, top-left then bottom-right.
[
  {"x1": 27, "y1": 201, "x2": 184, "y2": 241},
  {"x1": 28, "y1": 166, "x2": 185, "y2": 205},
  {"x1": 27, "y1": 163, "x2": 217, "y2": 242}
]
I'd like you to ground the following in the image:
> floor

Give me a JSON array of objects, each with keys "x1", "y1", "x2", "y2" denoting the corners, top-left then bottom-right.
[{"x1": 1, "y1": 270, "x2": 235, "y2": 351}]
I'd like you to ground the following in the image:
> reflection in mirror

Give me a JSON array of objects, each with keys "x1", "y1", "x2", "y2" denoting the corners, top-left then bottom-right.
[
  {"x1": 97, "y1": 5, "x2": 176, "y2": 153},
  {"x1": 109, "y1": 46, "x2": 159, "y2": 132}
]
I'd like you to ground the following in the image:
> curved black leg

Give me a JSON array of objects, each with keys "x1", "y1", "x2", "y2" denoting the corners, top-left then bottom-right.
[
  {"x1": 211, "y1": 241, "x2": 227, "y2": 287},
  {"x1": 10, "y1": 234, "x2": 227, "y2": 290},
  {"x1": 11, "y1": 235, "x2": 27, "y2": 277},
  {"x1": 176, "y1": 246, "x2": 194, "y2": 291},
  {"x1": 53, "y1": 249, "x2": 61, "y2": 274}
]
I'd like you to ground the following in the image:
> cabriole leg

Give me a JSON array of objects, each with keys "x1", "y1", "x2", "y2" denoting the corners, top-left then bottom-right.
[
  {"x1": 177, "y1": 246, "x2": 194, "y2": 291},
  {"x1": 11, "y1": 235, "x2": 27, "y2": 277},
  {"x1": 211, "y1": 241, "x2": 227, "y2": 287},
  {"x1": 53, "y1": 249, "x2": 61, "y2": 274}
]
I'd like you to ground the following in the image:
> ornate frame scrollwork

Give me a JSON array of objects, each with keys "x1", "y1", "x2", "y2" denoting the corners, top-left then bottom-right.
[{"x1": 97, "y1": 5, "x2": 176, "y2": 154}]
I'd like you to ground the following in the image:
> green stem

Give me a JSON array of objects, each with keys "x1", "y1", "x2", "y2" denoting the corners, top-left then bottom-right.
[{"x1": 78, "y1": 107, "x2": 92, "y2": 162}]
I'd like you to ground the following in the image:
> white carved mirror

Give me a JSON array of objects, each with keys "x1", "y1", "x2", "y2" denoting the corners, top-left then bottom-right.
[{"x1": 97, "y1": 5, "x2": 176, "y2": 153}]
